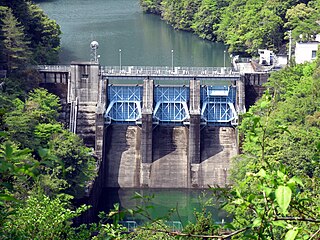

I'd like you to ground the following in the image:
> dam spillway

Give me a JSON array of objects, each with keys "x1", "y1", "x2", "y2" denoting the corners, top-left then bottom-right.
[{"x1": 38, "y1": 62, "x2": 245, "y2": 188}]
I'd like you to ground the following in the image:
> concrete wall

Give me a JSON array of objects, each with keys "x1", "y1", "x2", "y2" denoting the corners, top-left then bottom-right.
[
  {"x1": 198, "y1": 127, "x2": 237, "y2": 187},
  {"x1": 295, "y1": 42, "x2": 319, "y2": 64},
  {"x1": 243, "y1": 73, "x2": 268, "y2": 110},
  {"x1": 150, "y1": 126, "x2": 189, "y2": 188},
  {"x1": 104, "y1": 125, "x2": 141, "y2": 188},
  {"x1": 103, "y1": 124, "x2": 237, "y2": 188}
]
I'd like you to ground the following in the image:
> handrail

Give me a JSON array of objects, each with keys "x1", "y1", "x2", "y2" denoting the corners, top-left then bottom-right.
[
  {"x1": 101, "y1": 66, "x2": 239, "y2": 77},
  {"x1": 36, "y1": 65, "x2": 240, "y2": 77},
  {"x1": 36, "y1": 65, "x2": 70, "y2": 72}
]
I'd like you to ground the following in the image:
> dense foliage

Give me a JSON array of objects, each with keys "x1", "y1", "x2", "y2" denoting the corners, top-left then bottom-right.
[
  {"x1": 223, "y1": 53, "x2": 320, "y2": 238},
  {"x1": 140, "y1": 0, "x2": 320, "y2": 54},
  {"x1": 0, "y1": 85, "x2": 97, "y2": 238}
]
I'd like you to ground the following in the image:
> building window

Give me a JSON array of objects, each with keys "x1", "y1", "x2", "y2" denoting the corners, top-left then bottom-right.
[{"x1": 312, "y1": 50, "x2": 317, "y2": 59}]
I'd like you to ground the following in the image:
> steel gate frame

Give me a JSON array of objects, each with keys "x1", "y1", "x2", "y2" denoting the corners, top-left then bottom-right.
[
  {"x1": 201, "y1": 86, "x2": 237, "y2": 125},
  {"x1": 153, "y1": 86, "x2": 190, "y2": 122},
  {"x1": 105, "y1": 86, "x2": 142, "y2": 122}
]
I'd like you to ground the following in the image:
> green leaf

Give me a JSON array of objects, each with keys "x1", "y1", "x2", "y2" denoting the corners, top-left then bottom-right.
[
  {"x1": 236, "y1": 189, "x2": 241, "y2": 198},
  {"x1": 232, "y1": 198, "x2": 244, "y2": 205},
  {"x1": 288, "y1": 176, "x2": 304, "y2": 187},
  {"x1": 127, "y1": 209, "x2": 134, "y2": 215},
  {"x1": 0, "y1": 131, "x2": 8, "y2": 137},
  {"x1": 247, "y1": 194, "x2": 255, "y2": 202},
  {"x1": 260, "y1": 101, "x2": 269, "y2": 109},
  {"x1": 252, "y1": 217, "x2": 261, "y2": 227},
  {"x1": 256, "y1": 169, "x2": 266, "y2": 178},
  {"x1": 277, "y1": 170, "x2": 285, "y2": 181},
  {"x1": 272, "y1": 220, "x2": 287, "y2": 228},
  {"x1": 131, "y1": 192, "x2": 143, "y2": 199},
  {"x1": 38, "y1": 147, "x2": 49, "y2": 159},
  {"x1": 284, "y1": 229, "x2": 298, "y2": 240},
  {"x1": 0, "y1": 194, "x2": 17, "y2": 202},
  {"x1": 5, "y1": 143, "x2": 13, "y2": 157},
  {"x1": 275, "y1": 185, "x2": 292, "y2": 214},
  {"x1": 223, "y1": 223, "x2": 236, "y2": 230},
  {"x1": 262, "y1": 186, "x2": 273, "y2": 197}
]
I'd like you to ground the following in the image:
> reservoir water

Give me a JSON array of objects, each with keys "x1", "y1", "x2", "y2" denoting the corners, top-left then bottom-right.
[
  {"x1": 36, "y1": 0, "x2": 230, "y2": 225},
  {"x1": 35, "y1": 0, "x2": 230, "y2": 67}
]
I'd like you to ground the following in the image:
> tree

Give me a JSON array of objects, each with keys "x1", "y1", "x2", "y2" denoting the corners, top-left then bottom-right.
[
  {"x1": 0, "y1": 0, "x2": 61, "y2": 64},
  {"x1": 4, "y1": 88, "x2": 61, "y2": 150},
  {"x1": 26, "y1": 3, "x2": 61, "y2": 64},
  {"x1": 1, "y1": 192, "x2": 91, "y2": 240},
  {"x1": 3, "y1": 88, "x2": 96, "y2": 198},
  {"x1": 285, "y1": 2, "x2": 320, "y2": 42},
  {"x1": 140, "y1": 0, "x2": 162, "y2": 14},
  {"x1": 191, "y1": 0, "x2": 228, "y2": 41},
  {"x1": 0, "y1": 6, "x2": 31, "y2": 72},
  {"x1": 47, "y1": 130, "x2": 96, "y2": 198},
  {"x1": 225, "y1": 93, "x2": 320, "y2": 239}
]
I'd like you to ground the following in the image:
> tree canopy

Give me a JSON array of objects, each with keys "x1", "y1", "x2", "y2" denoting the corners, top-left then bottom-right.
[
  {"x1": 140, "y1": 0, "x2": 320, "y2": 54},
  {"x1": 0, "y1": 0, "x2": 61, "y2": 70}
]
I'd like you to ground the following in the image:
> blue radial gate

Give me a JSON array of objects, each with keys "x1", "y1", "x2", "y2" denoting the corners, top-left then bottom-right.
[
  {"x1": 200, "y1": 86, "x2": 237, "y2": 125},
  {"x1": 104, "y1": 86, "x2": 142, "y2": 123},
  {"x1": 153, "y1": 87, "x2": 190, "y2": 123},
  {"x1": 104, "y1": 84, "x2": 237, "y2": 126}
]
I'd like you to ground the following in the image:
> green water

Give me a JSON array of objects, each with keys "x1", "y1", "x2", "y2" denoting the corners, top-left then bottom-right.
[
  {"x1": 35, "y1": 0, "x2": 230, "y2": 67},
  {"x1": 97, "y1": 188, "x2": 230, "y2": 226}
]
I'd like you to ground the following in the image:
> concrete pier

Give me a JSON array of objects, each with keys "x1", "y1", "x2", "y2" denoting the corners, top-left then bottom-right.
[{"x1": 140, "y1": 79, "x2": 154, "y2": 186}]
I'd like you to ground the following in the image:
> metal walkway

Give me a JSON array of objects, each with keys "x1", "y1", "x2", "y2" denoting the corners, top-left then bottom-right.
[
  {"x1": 37, "y1": 65, "x2": 240, "y2": 77},
  {"x1": 101, "y1": 66, "x2": 238, "y2": 76}
]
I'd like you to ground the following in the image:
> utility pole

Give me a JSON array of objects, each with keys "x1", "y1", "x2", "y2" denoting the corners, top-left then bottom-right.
[
  {"x1": 288, "y1": 30, "x2": 292, "y2": 65},
  {"x1": 119, "y1": 49, "x2": 122, "y2": 71},
  {"x1": 171, "y1": 49, "x2": 174, "y2": 72}
]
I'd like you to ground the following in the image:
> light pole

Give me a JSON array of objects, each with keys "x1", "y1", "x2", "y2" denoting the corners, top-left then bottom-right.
[
  {"x1": 288, "y1": 30, "x2": 292, "y2": 65},
  {"x1": 223, "y1": 50, "x2": 226, "y2": 69},
  {"x1": 119, "y1": 49, "x2": 122, "y2": 71},
  {"x1": 171, "y1": 49, "x2": 174, "y2": 72}
]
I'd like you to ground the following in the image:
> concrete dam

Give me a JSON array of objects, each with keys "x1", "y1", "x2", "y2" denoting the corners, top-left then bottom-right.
[{"x1": 38, "y1": 61, "x2": 254, "y2": 188}]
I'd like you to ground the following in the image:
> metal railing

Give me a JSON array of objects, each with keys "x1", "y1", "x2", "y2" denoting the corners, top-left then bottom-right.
[
  {"x1": 101, "y1": 66, "x2": 239, "y2": 77},
  {"x1": 36, "y1": 65, "x2": 240, "y2": 77},
  {"x1": 37, "y1": 65, "x2": 70, "y2": 72}
]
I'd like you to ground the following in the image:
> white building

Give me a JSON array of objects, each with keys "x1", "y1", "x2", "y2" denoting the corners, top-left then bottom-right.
[
  {"x1": 258, "y1": 49, "x2": 273, "y2": 65},
  {"x1": 295, "y1": 41, "x2": 319, "y2": 64}
]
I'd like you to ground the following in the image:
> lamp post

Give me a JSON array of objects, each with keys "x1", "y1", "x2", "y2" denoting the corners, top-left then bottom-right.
[
  {"x1": 223, "y1": 50, "x2": 226, "y2": 69},
  {"x1": 171, "y1": 49, "x2": 174, "y2": 72},
  {"x1": 119, "y1": 49, "x2": 122, "y2": 71},
  {"x1": 288, "y1": 30, "x2": 292, "y2": 65}
]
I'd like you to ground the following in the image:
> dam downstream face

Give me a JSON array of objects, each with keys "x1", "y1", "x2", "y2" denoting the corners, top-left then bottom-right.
[{"x1": 103, "y1": 125, "x2": 237, "y2": 188}]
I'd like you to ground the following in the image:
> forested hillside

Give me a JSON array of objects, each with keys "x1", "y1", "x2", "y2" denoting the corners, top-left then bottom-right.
[
  {"x1": 140, "y1": 0, "x2": 320, "y2": 54},
  {"x1": 0, "y1": 0, "x2": 61, "y2": 73},
  {"x1": 0, "y1": 1, "x2": 99, "y2": 238}
]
